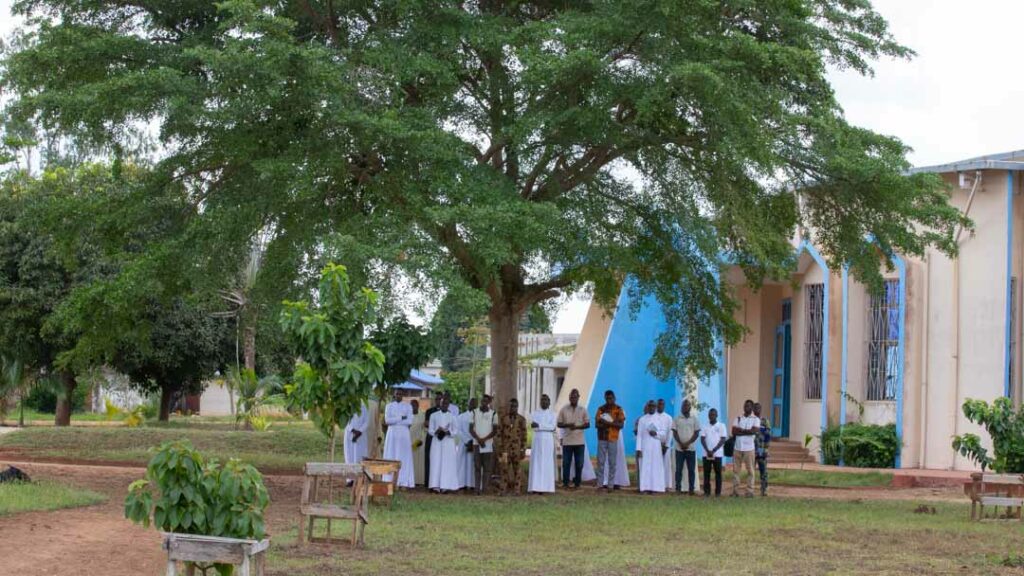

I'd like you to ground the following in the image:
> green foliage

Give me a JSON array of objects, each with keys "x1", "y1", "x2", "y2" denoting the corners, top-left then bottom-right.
[
  {"x1": 0, "y1": 356, "x2": 33, "y2": 422},
  {"x1": 821, "y1": 423, "x2": 898, "y2": 469},
  {"x1": 1, "y1": 0, "x2": 970, "y2": 400},
  {"x1": 22, "y1": 373, "x2": 90, "y2": 414},
  {"x1": 952, "y1": 397, "x2": 1024, "y2": 473},
  {"x1": 104, "y1": 398, "x2": 146, "y2": 427},
  {"x1": 108, "y1": 298, "x2": 226, "y2": 420},
  {"x1": 125, "y1": 440, "x2": 269, "y2": 575},
  {"x1": 225, "y1": 367, "x2": 283, "y2": 431},
  {"x1": 280, "y1": 264, "x2": 385, "y2": 447},
  {"x1": 370, "y1": 316, "x2": 434, "y2": 399},
  {"x1": 437, "y1": 370, "x2": 475, "y2": 410}
]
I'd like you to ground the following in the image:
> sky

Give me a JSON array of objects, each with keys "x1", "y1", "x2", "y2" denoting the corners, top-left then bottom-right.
[{"x1": 4, "y1": 0, "x2": 1024, "y2": 333}]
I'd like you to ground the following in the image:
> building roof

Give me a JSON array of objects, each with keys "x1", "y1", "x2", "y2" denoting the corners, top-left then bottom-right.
[
  {"x1": 392, "y1": 381, "x2": 425, "y2": 391},
  {"x1": 909, "y1": 149, "x2": 1024, "y2": 174},
  {"x1": 408, "y1": 369, "x2": 443, "y2": 386}
]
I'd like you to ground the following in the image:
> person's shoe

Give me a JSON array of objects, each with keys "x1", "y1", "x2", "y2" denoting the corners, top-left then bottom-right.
[{"x1": 612, "y1": 485, "x2": 621, "y2": 491}]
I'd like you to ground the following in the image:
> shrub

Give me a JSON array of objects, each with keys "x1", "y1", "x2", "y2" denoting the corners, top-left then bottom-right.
[
  {"x1": 23, "y1": 376, "x2": 91, "y2": 413},
  {"x1": 124, "y1": 440, "x2": 270, "y2": 576},
  {"x1": 952, "y1": 397, "x2": 1024, "y2": 473},
  {"x1": 820, "y1": 423, "x2": 898, "y2": 468}
]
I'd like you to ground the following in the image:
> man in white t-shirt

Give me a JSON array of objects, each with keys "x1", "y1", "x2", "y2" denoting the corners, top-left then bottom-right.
[
  {"x1": 730, "y1": 399, "x2": 761, "y2": 498},
  {"x1": 700, "y1": 408, "x2": 728, "y2": 497},
  {"x1": 469, "y1": 394, "x2": 498, "y2": 494}
]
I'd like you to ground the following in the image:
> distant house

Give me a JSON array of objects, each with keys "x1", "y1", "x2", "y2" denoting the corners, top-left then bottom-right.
[
  {"x1": 558, "y1": 149, "x2": 1024, "y2": 470},
  {"x1": 484, "y1": 333, "x2": 578, "y2": 415}
]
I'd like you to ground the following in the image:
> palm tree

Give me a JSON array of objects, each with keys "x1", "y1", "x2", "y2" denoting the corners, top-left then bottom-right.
[
  {"x1": 0, "y1": 357, "x2": 34, "y2": 427},
  {"x1": 213, "y1": 228, "x2": 273, "y2": 414}
]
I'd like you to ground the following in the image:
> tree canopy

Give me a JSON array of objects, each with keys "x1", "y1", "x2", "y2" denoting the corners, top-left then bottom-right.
[{"x1": 2, "y1": 0, "x2": 969, "y2": 404}]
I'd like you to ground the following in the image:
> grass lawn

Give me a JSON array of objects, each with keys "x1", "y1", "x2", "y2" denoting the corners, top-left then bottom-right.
[
  {"x1": 769, "y1": 468, "x2": 893, "y2": 488},
  {"x1": 0, "y1": 408, "x2": 120, "y2": 424},
  {"x1": 267, "y1": 493, "x2": 1023, "y2": 575},
  {"x1": 0, "y1": 481, "x2": 105, "y2": 516},
  {"x1": 0, "y1": 423, "x2": 329, "y2": 471}
]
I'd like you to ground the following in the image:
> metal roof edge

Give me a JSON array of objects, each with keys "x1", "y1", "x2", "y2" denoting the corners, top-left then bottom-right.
[{"x1": 908, "y1": 159, "x2": 1024, "y2": 175}]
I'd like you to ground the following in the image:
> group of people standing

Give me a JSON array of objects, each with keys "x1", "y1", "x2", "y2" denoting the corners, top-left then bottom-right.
[{"x1": 355, "y1": 387, "x2": 772, "y2": 498}]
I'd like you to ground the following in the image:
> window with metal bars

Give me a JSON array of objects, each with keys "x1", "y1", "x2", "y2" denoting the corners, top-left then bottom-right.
[
  {"x1": 866, "y1": 280, "x2": 900, "y2": 401},
  {"x1": 804, "y1": 283, "x2": 824, "y2": 400}
]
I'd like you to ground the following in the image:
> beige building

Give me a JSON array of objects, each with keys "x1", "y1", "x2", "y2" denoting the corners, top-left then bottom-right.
[{"x1": 559, "y1": 150, "x2": 1024, "y2": 470}]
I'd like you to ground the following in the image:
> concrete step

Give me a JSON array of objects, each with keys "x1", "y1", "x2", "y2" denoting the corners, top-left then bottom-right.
[{"x1": 766, "y1": 440, "x2": 815, "y2": 463}]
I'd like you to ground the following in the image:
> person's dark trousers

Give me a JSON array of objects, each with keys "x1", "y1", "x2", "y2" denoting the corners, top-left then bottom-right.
[
  {"x1": 474, "y1": 447, "x2": 495, "y2": 493},
  {"x1": 756, "y1": 454, "x2": 768, "y2": 495},
  {"x1": 702, "y1": 457, "x2": 722, "y2": 496},
  {"x1": 675, "y1": 449, "x2": 697, "y2": 493},
  {"x1": 424, "y1": 435, "x2": 432, "y2": 484},
  {"x1": 562, "y1": 444, "x2": 585, "y2": 487}
]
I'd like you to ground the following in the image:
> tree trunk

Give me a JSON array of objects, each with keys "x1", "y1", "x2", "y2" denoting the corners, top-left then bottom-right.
[
  {"x1": 158, "y1": 386, "x2": 173, "y2": 422},
  {"x1": 489, "y1": 300, "x2": 523, "y2": 410},
  {"x1": 243, "y1": 321, "x2": 256, "y2": 373},
  {"x1": 54, "y1": 370, "x2": 76, "y2": 427}
]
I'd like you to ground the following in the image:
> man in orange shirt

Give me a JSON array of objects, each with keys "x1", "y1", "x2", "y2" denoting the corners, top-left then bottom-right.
[{"x1": 594, "y1": 390, "x2": 626, "y2": 491}]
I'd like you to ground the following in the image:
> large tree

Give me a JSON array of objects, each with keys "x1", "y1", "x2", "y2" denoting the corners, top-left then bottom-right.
[
  {"x1": 111, "y1": 298, "x2": 225, "y2": 421},
  {"x1": 3, "y1": 1, "x2": 968, "y2": 406},
  {"x1": 0, "y1": 165, "x2": 118, "y2": 425}
]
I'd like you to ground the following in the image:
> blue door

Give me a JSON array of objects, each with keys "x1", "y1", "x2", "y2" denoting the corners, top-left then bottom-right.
[{"x1": 771, "y1": 300, "x2": 792, "y2": 437}]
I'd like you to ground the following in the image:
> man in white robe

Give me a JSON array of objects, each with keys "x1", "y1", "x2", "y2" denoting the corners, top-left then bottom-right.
[
  {"x1": 656, "y1": 399, "x2": 675, "y2": 491},
  {"x1": 528, "y1": 394, "x2": 557, "y2": 493},
  {"x1": 409, "y1": 400, "x2": 426, "y2": 486},
  {"x1": 636, "y1": 400, "x2": 667, "y2": 493},
  {"x1": 343, "y1": 403, "x2": 369, "y2": 465},
  {"x1": 428, "y1": 396, "x2": 460, "y2": 492},
  {"x1": 383, "y1": 389, "x2": 415, "y2": 488},
  {"x1": 456, "y1": 398, "x2": 478, "y2": 490}
]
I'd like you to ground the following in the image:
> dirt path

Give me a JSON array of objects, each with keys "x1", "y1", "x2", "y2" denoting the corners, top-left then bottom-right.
[{"x1": 0, "y1": 461, "x2": 967, "y2": 575}]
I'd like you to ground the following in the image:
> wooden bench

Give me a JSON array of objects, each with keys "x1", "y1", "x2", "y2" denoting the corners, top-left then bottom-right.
[
  {"x1": 966, "y1": 473, "x2": 1024, "y2": 521},
  {"x1": 162, "y1": 532, "x2": 270, "y2": 576},
  {"x1": 360, "y1": 458, "x2": 402, "y2": 507},
  {"x1": 297, "y1": 462, "x2": 371, "y2": 547}
]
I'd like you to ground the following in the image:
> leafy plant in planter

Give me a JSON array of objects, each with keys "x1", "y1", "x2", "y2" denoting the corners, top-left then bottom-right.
[
  {"x1": 820, "y1": 423, "x2": 898, "y2": 468},
  {"x1": 124, "y1": 440, "x2": 270, "y2": 576},
  {"x1": 280, "y1": 264, "x2": 385, "y2": 461},
  {"x1": 952, "y1": 397, "x2": 1024, "y2": 473}
]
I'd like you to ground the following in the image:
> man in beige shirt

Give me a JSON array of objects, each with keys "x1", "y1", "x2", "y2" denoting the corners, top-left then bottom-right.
[{"x1": 557, "y1": 388, "x2": 590, "y2": 489}]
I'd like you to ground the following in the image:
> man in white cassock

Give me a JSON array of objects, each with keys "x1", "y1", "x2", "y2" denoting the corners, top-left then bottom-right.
[
  {"x1": 636, "y1": 400, "x2": 667, "y2": 493},
  {"x1": 409, "y1": 400, "x2": 427, "y2": 486},
  {"x1": 343, "y1": 402, "x2": 369, "y2": 464},
  {"x1": 528, "y1": 394, "x2": 557, "y2": 493},
  {"x1": 656, "y1": 399, "x2": 675, "y2": 491},
  {"x1": 383, "y1": 389, "x2": 415, "y2": 488},
  {"x1": 429, "y1": 396, "x2": 461, "y2": 492},
  {"x1": 456, "y1": 398, "x2": 478, "y2": 490}
]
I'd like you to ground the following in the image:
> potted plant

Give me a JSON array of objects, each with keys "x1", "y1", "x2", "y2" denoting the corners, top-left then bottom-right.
[{"x1": 125, "y1": 440, "x2": 270, "y2": 575}]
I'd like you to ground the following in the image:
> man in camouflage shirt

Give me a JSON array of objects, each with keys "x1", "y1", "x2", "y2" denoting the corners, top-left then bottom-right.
[
  {"x1": 496, "y1": 397, "x2": 527, "y2": 495},
  {"x1": 753, "y1": 402, "x2": 771, "y2": 496}
]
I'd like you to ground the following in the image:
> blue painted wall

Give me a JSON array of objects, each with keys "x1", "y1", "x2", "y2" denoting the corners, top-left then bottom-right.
[{"x1": 585, "y1": 286, "x2": 727, "y2": 457}]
